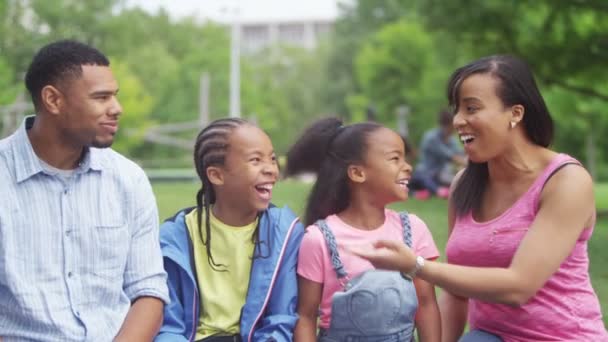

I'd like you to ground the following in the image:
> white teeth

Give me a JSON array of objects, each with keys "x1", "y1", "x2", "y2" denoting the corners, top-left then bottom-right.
[
  {"x1": 460, "y1": 134, "x2": 475, "y2": 143},
  {"x1": 257, "y1": 184, "x2": 273, "y2": 191}
]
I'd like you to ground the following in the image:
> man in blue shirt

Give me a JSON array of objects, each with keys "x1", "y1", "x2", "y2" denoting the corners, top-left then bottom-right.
[
  {"x1": 0, "y1": 40, "x2": 169, "y2": 341},
  {"x1": 411, "y1": 109, "x2": 467, "y2": 199}
]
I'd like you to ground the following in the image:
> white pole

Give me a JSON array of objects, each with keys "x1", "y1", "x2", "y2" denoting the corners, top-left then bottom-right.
[
  {"x1": 229, "y1": 12, "x2": 241, "y2": 118},
  {"x1": 199, "y1": 72, "x2": 210, "y2": 127}
]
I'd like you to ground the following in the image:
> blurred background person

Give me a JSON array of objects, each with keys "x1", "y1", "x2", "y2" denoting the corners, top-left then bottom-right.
[{"x1": 410, "y1": 109, "x2": 467, "y2": 200}]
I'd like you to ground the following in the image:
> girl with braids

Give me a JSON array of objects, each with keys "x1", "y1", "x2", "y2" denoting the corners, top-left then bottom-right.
[
  {"x1": 156, "y1": 118, "x2": 305, "y2": 342},
  {"x1": 286, "y1": 118, "x2": 441, "y2": 342}
]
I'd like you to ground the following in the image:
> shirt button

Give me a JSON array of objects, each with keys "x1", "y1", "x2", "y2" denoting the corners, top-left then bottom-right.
[
  {"x1": 68, "y1": 272, "x2": 73, "y2": 277},
  {"x1": 65, "y1": 230, "x2": 72, "y2": 236}
]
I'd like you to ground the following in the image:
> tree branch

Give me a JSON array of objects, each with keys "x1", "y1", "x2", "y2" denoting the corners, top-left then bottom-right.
[{"x1": 543, "y1": 77, "x2": 608, "y2": 102}]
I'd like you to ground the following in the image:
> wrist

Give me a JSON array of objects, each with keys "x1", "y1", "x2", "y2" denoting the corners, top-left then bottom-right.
[{"x1": 402, "y1": 255, "x2": 425, "y2": 279}]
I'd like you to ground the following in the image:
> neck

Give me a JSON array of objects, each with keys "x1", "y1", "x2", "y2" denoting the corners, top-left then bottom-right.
[
  {"x1": 487, "y1": 140, "x2": 554, "y2": 183},
  {"x1": 211, "y1": 197, "x2": 258, "y2": 227},
  {"x1": 28, "y1": 115, "x2": 84, "y2": 170},
  {"x1": 338, "y1": 193, "x2": 386, "y2": 231}
]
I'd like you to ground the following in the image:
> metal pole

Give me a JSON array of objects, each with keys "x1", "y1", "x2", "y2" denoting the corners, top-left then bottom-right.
[
  {"x1": 199, "y1": 72, "x2": 210, "y2": 127},
  {"x1": 396, "y1": 105, "x2": 410, "y2": 138},
  {"x1": 229, "y1": 12, "x2": 241, "y2": 118}
]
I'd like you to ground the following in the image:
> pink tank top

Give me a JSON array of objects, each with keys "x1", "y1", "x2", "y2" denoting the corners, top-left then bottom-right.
[{"x1": 446, "y1": 154, "x2": 608, "y2": 341}]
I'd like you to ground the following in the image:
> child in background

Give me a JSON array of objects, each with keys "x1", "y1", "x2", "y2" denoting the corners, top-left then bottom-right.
[
  {"x1": 286, "y1": 118, "x2": 441, "y2": 342},
  {"x1": 156, "y1": 118, "x2": 304, "y2": 342}
]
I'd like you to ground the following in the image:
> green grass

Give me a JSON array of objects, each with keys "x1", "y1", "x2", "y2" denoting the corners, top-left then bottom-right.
[
  {"x1": 596, "y1": 183, "x2": 608, "y2": 210},
  {"x1": 153, "y1": 180, "x2": 608, "y2": 325}
]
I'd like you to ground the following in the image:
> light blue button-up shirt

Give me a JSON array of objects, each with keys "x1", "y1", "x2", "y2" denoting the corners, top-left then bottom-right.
[{"x1": 0, "y1": 117, "x2": 169, "y2": 341}]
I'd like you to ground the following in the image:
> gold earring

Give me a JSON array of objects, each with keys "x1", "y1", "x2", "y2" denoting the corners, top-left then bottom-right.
[{"x1": 510, "y1": 121, "x2": 516, "y2": 129}]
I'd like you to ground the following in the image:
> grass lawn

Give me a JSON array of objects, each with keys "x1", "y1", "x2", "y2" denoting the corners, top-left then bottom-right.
[
  {"x1": 153, "y1": 180, "x2": 608, "y2": 325},
  {"x1": 596, "y1": 183, "x2": 608, "y2": 210}
]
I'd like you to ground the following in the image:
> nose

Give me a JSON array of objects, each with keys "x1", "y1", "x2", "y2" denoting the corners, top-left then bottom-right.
[
  {"x1": 110, "y1": 96, "x2": 123, "y2": 117},
  {"x1": 264, "y1": 161, "x2": 279, "y2": 178},
  {"x1": 453, "y1": 110, "x2": 465, "y2": 129},
  {"x1": 402, "y1": 159, "x2": 413, "y2": 173}
]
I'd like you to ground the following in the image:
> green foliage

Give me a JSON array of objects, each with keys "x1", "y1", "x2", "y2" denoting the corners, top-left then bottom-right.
[
  {"x1": 109, "y1": 59, "x2": 154, "y2": 155},
  {"x1": 325, "y1": 0, "x2": 608, "y2": 178},
  {"x1": 3, "y1": 0, "x2": 607, "y2": 176},
  {"x1": 405, "y1": 0, "x2": 608, "y2": 173},
  {"x1": 0, "y1": 56, "x2": 19, "y2": 105},
  {"x1": 242, "y1": 45, "x2": 331, "y2": 153},
  {"x1": 355, "y1": 20, "x2": 451, "y2": 141}
]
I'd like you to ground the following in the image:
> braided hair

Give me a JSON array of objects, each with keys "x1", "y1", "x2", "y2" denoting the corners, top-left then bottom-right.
[{"x1": 193, "y1": 118, "x2": 267, "y2": 270}]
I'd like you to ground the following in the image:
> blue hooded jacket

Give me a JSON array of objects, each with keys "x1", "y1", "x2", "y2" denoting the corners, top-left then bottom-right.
[{"x1": 155, "y1": 205, "x2": 304, "y2": 342}]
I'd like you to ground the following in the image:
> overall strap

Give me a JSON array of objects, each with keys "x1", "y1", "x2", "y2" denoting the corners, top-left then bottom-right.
[
  {"x1": 315, "y1": 219, "x2": 349, "y2": 281},
  {"x1": 399, "y1": 211, "x2": 413, "y2": 248}
]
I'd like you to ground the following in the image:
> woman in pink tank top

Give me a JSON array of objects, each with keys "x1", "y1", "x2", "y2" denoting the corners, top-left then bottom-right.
[{"x1": 351, "y1": 55, "x2": 607, "y2": 341}]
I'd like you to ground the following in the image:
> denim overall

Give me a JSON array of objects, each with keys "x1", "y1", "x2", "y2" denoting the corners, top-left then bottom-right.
[{"x1": 317, "y1": 212, "x2": 418, "y2": 342}]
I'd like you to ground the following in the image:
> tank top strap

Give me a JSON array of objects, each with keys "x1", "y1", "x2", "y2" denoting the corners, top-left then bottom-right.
[
  {"x1": 529, "y1": 153, "x2": 582, "y2": 213},
  {"x1": 315, "y1": 219, "x2": 349, "y2": 280},
  {"x1": 398, "y1": 211, "x2": 413, "y2": 248}
]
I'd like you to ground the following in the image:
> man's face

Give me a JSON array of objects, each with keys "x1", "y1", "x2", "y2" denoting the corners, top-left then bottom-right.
[{"x1": 58, "y1": 65, "x2": 122, "y2": 149}]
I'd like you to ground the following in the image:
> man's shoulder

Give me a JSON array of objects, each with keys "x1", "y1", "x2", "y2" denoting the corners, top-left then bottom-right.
[
  {"x1": 0, "y1": 134, "x2": 17, "y2": 173},
  {"x1": 0, "y1": 132, "x2": 16, "y2": 154}
]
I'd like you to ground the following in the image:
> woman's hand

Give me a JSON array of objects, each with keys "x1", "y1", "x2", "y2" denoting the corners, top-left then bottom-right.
[{"x1": 348, "y1": 239, "x2": 417, "y2": 274}]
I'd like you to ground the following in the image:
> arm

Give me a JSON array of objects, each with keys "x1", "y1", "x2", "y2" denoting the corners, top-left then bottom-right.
[
  {"x1": 413, "y1": 276, "x2": 441, "y2": 342},
  {"x1": 155, "y1": 258, "x2": 190, "y2": 342},
  {"x1": 439, "y1": 292, "x2": 468, "y2": 342},
  {"x1": 353, "y1": 165, "x2": 595, "y2": 306},
  {"x1": 440, "y1": 175, "x2": 468, "y2": 342},
  {"x1": 115, "y1": 297, "x2": 164, "y2": 342},
  {"x1": 120, "y1": 173, "x2": 170, "y2": 340},
  {"x1": 294, "y1": 276, "x2": 323, "y2": 342},
  {"x1": 252, "y1": 222, "x2": 305, "y2": 342}
]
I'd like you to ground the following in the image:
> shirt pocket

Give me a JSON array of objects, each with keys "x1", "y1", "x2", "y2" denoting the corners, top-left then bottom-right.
[{"x1": 89, "y1": 221, "x2": 129, "y2": 280}]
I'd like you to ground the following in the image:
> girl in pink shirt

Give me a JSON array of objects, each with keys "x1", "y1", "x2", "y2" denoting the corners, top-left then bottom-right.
[
  {"x1": 352, "y1": 55, "x2": 608, "y2": 341},
  {"x1": 286, "y1": 118, "x2": 441, "y2": 342}
]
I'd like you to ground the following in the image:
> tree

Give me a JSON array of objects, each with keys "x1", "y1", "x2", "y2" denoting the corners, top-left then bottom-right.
[
  {"x1": 354, "y1": 20, "x2": 453, "y2": 144},
  {"x1": 412, "y1": 0, "x2": 608, "y2": 176},
  {"x1": 109, "y1": 58, "x2": 155, "y2": 156},
  {"x1": 242, "y1": 45, "x2": 332, "y2": 153}
]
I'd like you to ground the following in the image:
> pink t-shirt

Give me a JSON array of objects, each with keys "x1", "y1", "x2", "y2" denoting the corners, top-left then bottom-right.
[
  {"x1": 297, "y1": 209, "x2": 440, "y2": 329},
  {"x1": 446, "y1": 154, "x2": 608, "y2": 341}
]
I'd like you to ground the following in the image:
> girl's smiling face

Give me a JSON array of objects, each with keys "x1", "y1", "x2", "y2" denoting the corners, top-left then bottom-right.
[{"x1": 357, "y1": 127, "x2": 413, "y2": 205}]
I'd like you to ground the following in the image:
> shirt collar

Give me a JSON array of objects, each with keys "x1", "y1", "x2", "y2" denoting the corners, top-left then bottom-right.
[{"x1": 12, "y1": 116, "x2": 103, "y2": 183}]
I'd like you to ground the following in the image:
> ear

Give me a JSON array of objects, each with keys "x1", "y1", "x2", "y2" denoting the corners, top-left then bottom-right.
[
  {"x1": 206, "y1": 166, "x2": 224, "y2": 186},
  {"x1": 40, "y1": 85, "x2": 64, "y2": 115},
  {"x1": 510, "y1": 104, "x2": 524, "y2": 128},
  {"x1": 347, "y1": 164, "x2": 366, "y2": 184}
]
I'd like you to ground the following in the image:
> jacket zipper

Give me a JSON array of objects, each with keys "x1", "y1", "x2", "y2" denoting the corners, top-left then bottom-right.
[{"x1": 247, "y1": 217, "x2": 299, "y2": 342}]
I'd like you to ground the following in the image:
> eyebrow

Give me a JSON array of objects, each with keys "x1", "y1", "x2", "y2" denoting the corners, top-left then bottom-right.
[
  {"x1": 461, "y1": 97, "x2": 481, "y2": 102},
  {"x1": 244, "y1": 149, "x2": 275, "y2": 156},
  {"x1": 89, "y1": 89, "x2": 119, "y2": 97},
  {"x1": 383, "y1": 149, "x2": 403, "y2": 155}
]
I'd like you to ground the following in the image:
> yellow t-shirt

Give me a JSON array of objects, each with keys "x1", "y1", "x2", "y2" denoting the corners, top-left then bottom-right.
[{"x1": 185, "y1": 209, "x2": 258, "y2": 340}]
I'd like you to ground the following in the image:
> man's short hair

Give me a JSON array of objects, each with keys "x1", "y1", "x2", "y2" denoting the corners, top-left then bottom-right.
[{"x1": 25, "y1": 40, "x2": 110, "y2": 109}]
